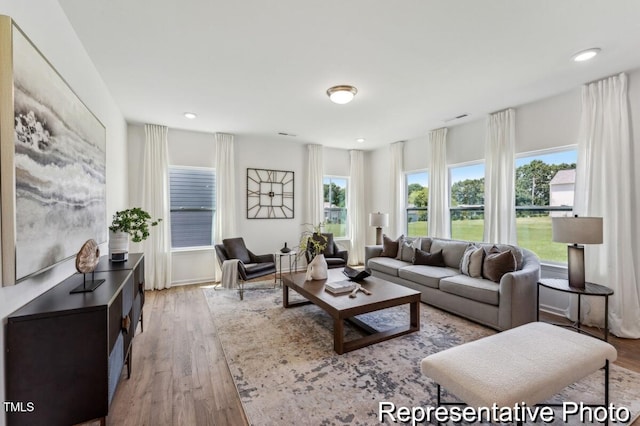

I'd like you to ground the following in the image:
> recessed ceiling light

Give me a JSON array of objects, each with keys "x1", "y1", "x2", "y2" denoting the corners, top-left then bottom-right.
[
  {"x1": 572, "y1": 48, "x2": 601, "y2": 62},
  {"x1": 184, "y1": 112, "x2": 197, "y2": 119},
  {"x1": 327, "y1": 85, "x2": 357, "y2": 104},
  {"x1": 356, "y1": 138, "x2": 365, "y2": 143}
]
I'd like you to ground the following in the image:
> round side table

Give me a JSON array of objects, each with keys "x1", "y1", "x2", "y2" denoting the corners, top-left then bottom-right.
[
  {"x1": 275, "y1": 251, "x2": 297, "y2": 285},
  {"x1": 537, "y1": 278, "x2": 613, "y2": 341}
]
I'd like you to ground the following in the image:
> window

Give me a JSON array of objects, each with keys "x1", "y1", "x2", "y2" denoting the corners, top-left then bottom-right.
[
  {"x1": 406, "y1": 171, "x2": 428, "y2": 237},
  {"x1": 515, "y1": 148, "x2": 577, "y2": 263},
  {"x1": 169, "y1": 167, "x2": 215, "y2": 248},
  {"x1": 449, "y1": 163, "x2": 485, "y2": 241},
  {"x1": 323, "y1": 176, "x2": 348, "y2": 238}
]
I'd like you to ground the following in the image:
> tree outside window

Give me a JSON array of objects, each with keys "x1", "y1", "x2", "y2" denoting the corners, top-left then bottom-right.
[
  {"x1": 515, "y1": 149, "x2": 577, "y2": 263},
  {"x1": 406, "y1": 171, "x2": 428, "y2": 237},
  {"x1": 323, "y1": 176, "x2": 348, "y2": 238},
  {"x1": 449, "y1": 163, "x2": 485, "y2": 241}
]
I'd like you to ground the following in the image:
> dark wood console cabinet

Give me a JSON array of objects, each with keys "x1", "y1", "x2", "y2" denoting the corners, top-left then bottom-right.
[{"x1": 5, "y1": 254, "x2": 145, "y2": 426}]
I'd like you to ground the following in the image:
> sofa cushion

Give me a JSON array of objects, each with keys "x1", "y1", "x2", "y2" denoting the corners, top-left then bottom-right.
[
  {"x1": 420, "y1": 237, "x2": 433, "y2": 252},
  {"x1": 482, "y1": 247, "x2": 517, "y2": 283},
  {"x1": 477, "y1": 243, "x2": 524, "y2": 270},
  {"x1": 368, "y1": 257, "x2": 411, "y2": 277},
  {"x1": 430, "y1": 239, "x2": 471, "y2": 269},
  {"x1": 413, "y1": 248, "x2": 445, "y2": 267},
  {"x1": 399, "y1": 265, "x2": 459, "y2": 289},
  {"x1": 440, "y1": 275, "x2": 500, "y2": 306},
  {"x1": 460, "y1": 245, "x2": 484, "y2": 278},
  {"x1": 380, "y1": 234, "x2": 402, "y2": 258}
]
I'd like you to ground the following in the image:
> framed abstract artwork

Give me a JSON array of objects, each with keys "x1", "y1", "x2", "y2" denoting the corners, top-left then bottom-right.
[
  {"x1": 246, "y1": 168, "x2": 294, "y2": 219},
  {"x1": 0, "y1": 16, "x2": 107, "y2": 285}
]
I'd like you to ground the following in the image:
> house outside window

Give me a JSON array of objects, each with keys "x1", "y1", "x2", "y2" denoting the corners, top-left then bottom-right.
[
  {"x1": 406, "y1": 170, "x2": 428, "y2": 237},
  {"x1": 169, "y1": 166, "x2": 215, "y2": 248},
  {"x1": 449, "y1": 162, "x2": 485, "y2": 241},
  {"x1": 515, "y1": 148, "x2": 577, "y2": 263},
  {"x1": 323, "y1": 176, "x2": 348, "y2": 238}
]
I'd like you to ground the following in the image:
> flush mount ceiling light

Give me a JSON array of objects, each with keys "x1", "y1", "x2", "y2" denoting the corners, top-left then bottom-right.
[
  {"x1": 327, "y1": 85, "x2": 357, "y2": 104},
  {"x1": 184, "y1": 112, "x2": 197, "y2": 119},
  {"x1": 356, "y1": 138, "x2": 365, "y2": 143},
  {"x1": 572, "y1": 48, "x2": 601, "y2": 62}
]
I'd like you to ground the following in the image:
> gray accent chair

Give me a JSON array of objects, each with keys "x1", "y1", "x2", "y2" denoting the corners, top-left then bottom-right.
[{"x1": 214, "y1": 237, "x2": 276, "y2": 299}]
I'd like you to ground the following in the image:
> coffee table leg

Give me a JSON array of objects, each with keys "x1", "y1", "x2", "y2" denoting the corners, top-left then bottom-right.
[
  {"x1": 283, "y1": 283, "x2": 289, "y2": 307},
  {"x1": 334, "y1": 317, "x2": 344, "y2": 355},
  {"x1": 410, "y1": 300, "x2": 420, "y2": 330}
]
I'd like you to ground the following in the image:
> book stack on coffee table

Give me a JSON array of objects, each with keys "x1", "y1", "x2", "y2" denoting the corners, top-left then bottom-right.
[{"x1": 325, "y1": 280, "x2": 356, "y2": 295}]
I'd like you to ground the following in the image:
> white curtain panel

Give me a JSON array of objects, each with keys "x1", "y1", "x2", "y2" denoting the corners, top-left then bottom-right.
[
  {"x1": 574, "y1": 73, "x2": 640, "y2": 338},
  {"x1": 427, "y1": 128, "x2": 450, "y2": 238},
  {"x1": 214, "y1": 133, "x2": 237, "y2": 241},
  {"x1": 483, "y1": 108, "x2": 517, "y2": 245},
  {"x1": 142, "y1": 124, "x2": 172, "y2": 290},
  {"x1": 389, "y1": 141, "x2": 405, "y2": 238},
  {"x1": 348, "y1": 150, "x2": 366, "y2": 265},
  {"x1": 214, "y1": 133, "x2": 237, "y2": 282},
  {"x1": 306, "y1": 144, "x2": 324, "y2": 226}
]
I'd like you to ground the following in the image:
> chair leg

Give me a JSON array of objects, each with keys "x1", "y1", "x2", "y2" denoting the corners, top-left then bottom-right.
[{"x1": 238, "y1": 280, "x2": 244, "y2": 300}]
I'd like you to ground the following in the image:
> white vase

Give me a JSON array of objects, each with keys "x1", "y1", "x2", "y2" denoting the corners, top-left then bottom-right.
[
  {"x1": 109, "y1": 230, "x2": 129, "y2": 262},
  {"x1": 305, "y1": 254, "x2": 328, "y2": 281}
]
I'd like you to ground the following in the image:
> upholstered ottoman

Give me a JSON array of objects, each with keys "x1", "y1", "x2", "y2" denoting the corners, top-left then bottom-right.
[{"x1": 420, "y1": 322, "x2": 617, "y2": 408}]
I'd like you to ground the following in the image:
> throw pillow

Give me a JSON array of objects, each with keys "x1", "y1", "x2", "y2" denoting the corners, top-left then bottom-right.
[
  {"x1": 399, "y1": 240, "x2": 415, "y2": 262},
  {"x1": 413, "y1": 248, "x2": 445, "y2": 267},
  {"x1": 395, "y1": 235, "x2": 406, "y2": 260},
  {"x1": 380, "y1": 234, "x2": 402, "y2": 258},
  {"x1": 460, "y1": 246, "x2": 484, "y2": 278},
  {"x1": 482, "y1": 247, "x2": 517, "y2": 282}
]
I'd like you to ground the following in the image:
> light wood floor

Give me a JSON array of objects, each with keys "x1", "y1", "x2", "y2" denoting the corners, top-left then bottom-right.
[{"x1": 88, "y1": 281, "x2": 640, "y2": 426}]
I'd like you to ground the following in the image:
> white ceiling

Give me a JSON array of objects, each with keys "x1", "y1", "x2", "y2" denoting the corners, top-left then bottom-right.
[{"x1": 58, "y1": 0, "x2": 640, "y2": 150}]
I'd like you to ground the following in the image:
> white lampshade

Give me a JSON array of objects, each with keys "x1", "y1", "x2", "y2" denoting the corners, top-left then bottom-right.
[
  {"x1": 369, "y1": 212, "x2": 389, "y2": 228},
  {"x1": 552, "y1": 217, "x2": 603, "y2": 244}
]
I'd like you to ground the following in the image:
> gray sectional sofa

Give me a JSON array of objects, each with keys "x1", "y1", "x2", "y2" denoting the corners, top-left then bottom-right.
[{"x1": 365, "y1": 237, "x2": 540, "y2": 331}]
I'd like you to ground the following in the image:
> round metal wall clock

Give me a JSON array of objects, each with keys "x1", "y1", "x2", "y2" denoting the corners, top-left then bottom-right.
[{"x1": 246, "y1": 168, "x2": 294, "y2": 219}]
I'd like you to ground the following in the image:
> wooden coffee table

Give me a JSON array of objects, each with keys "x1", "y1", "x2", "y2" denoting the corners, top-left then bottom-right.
[{"x1": 282, "y1": 269, "x2": 421, "y2": 354}]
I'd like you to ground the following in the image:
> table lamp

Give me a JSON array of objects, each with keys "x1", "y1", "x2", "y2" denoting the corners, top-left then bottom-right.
[
  {"x1": 369, "y1": 212, "x2": 389, "y2": 245},
  {"x1": 551, "y1": 216, "x2": 603, "y2": 289}
]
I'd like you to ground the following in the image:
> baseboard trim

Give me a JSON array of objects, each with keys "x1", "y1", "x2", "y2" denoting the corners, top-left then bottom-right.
[
  {"x1": 172, "y1": 277, "x2": 216, "y2": 287},
  {"x1": 539, "y1": 304, "x2": 567, "y2": 317}
]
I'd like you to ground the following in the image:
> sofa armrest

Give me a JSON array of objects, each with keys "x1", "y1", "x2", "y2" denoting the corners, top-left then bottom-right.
[
  {"x1": 364, "y1": 245, "x2": 383, "y2": 273},
  {"x1": 497, "y1": 249, "x2": 541, "y2": 330}
]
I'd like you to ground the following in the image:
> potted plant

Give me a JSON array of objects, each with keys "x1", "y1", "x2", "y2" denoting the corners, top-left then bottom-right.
[
  {"x1": 297, "y1": 223, "x2": 329, "y2": 280},
  {"x1": 108, "y1": 207, "x2": 162, "y2": 261},
  {"x1": 297, "y1": 222, "x2": 327, "y2": 256}
]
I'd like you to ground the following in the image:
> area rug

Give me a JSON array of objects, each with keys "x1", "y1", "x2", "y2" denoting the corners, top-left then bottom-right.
[{"x1": 204, "y1": 287, "x2": 640, "y2": 425}]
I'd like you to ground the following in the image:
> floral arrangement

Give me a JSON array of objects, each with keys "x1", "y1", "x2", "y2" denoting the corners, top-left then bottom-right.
[{"x1": 297, "y1": 222, "x2": 328, "y2": 259}]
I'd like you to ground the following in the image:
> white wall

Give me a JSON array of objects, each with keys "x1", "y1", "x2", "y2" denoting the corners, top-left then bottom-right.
[
  {"x1": 0, "y1": 2, "x2": 128, "y2": 424},
  {"x1": 127, "y1": 128, "x2": 352, "y2": 282}
]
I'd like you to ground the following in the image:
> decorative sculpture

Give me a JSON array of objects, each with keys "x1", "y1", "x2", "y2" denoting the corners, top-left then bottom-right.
[{"x1": 70, "y1": 239, "x2": 105, "y2": 294}]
